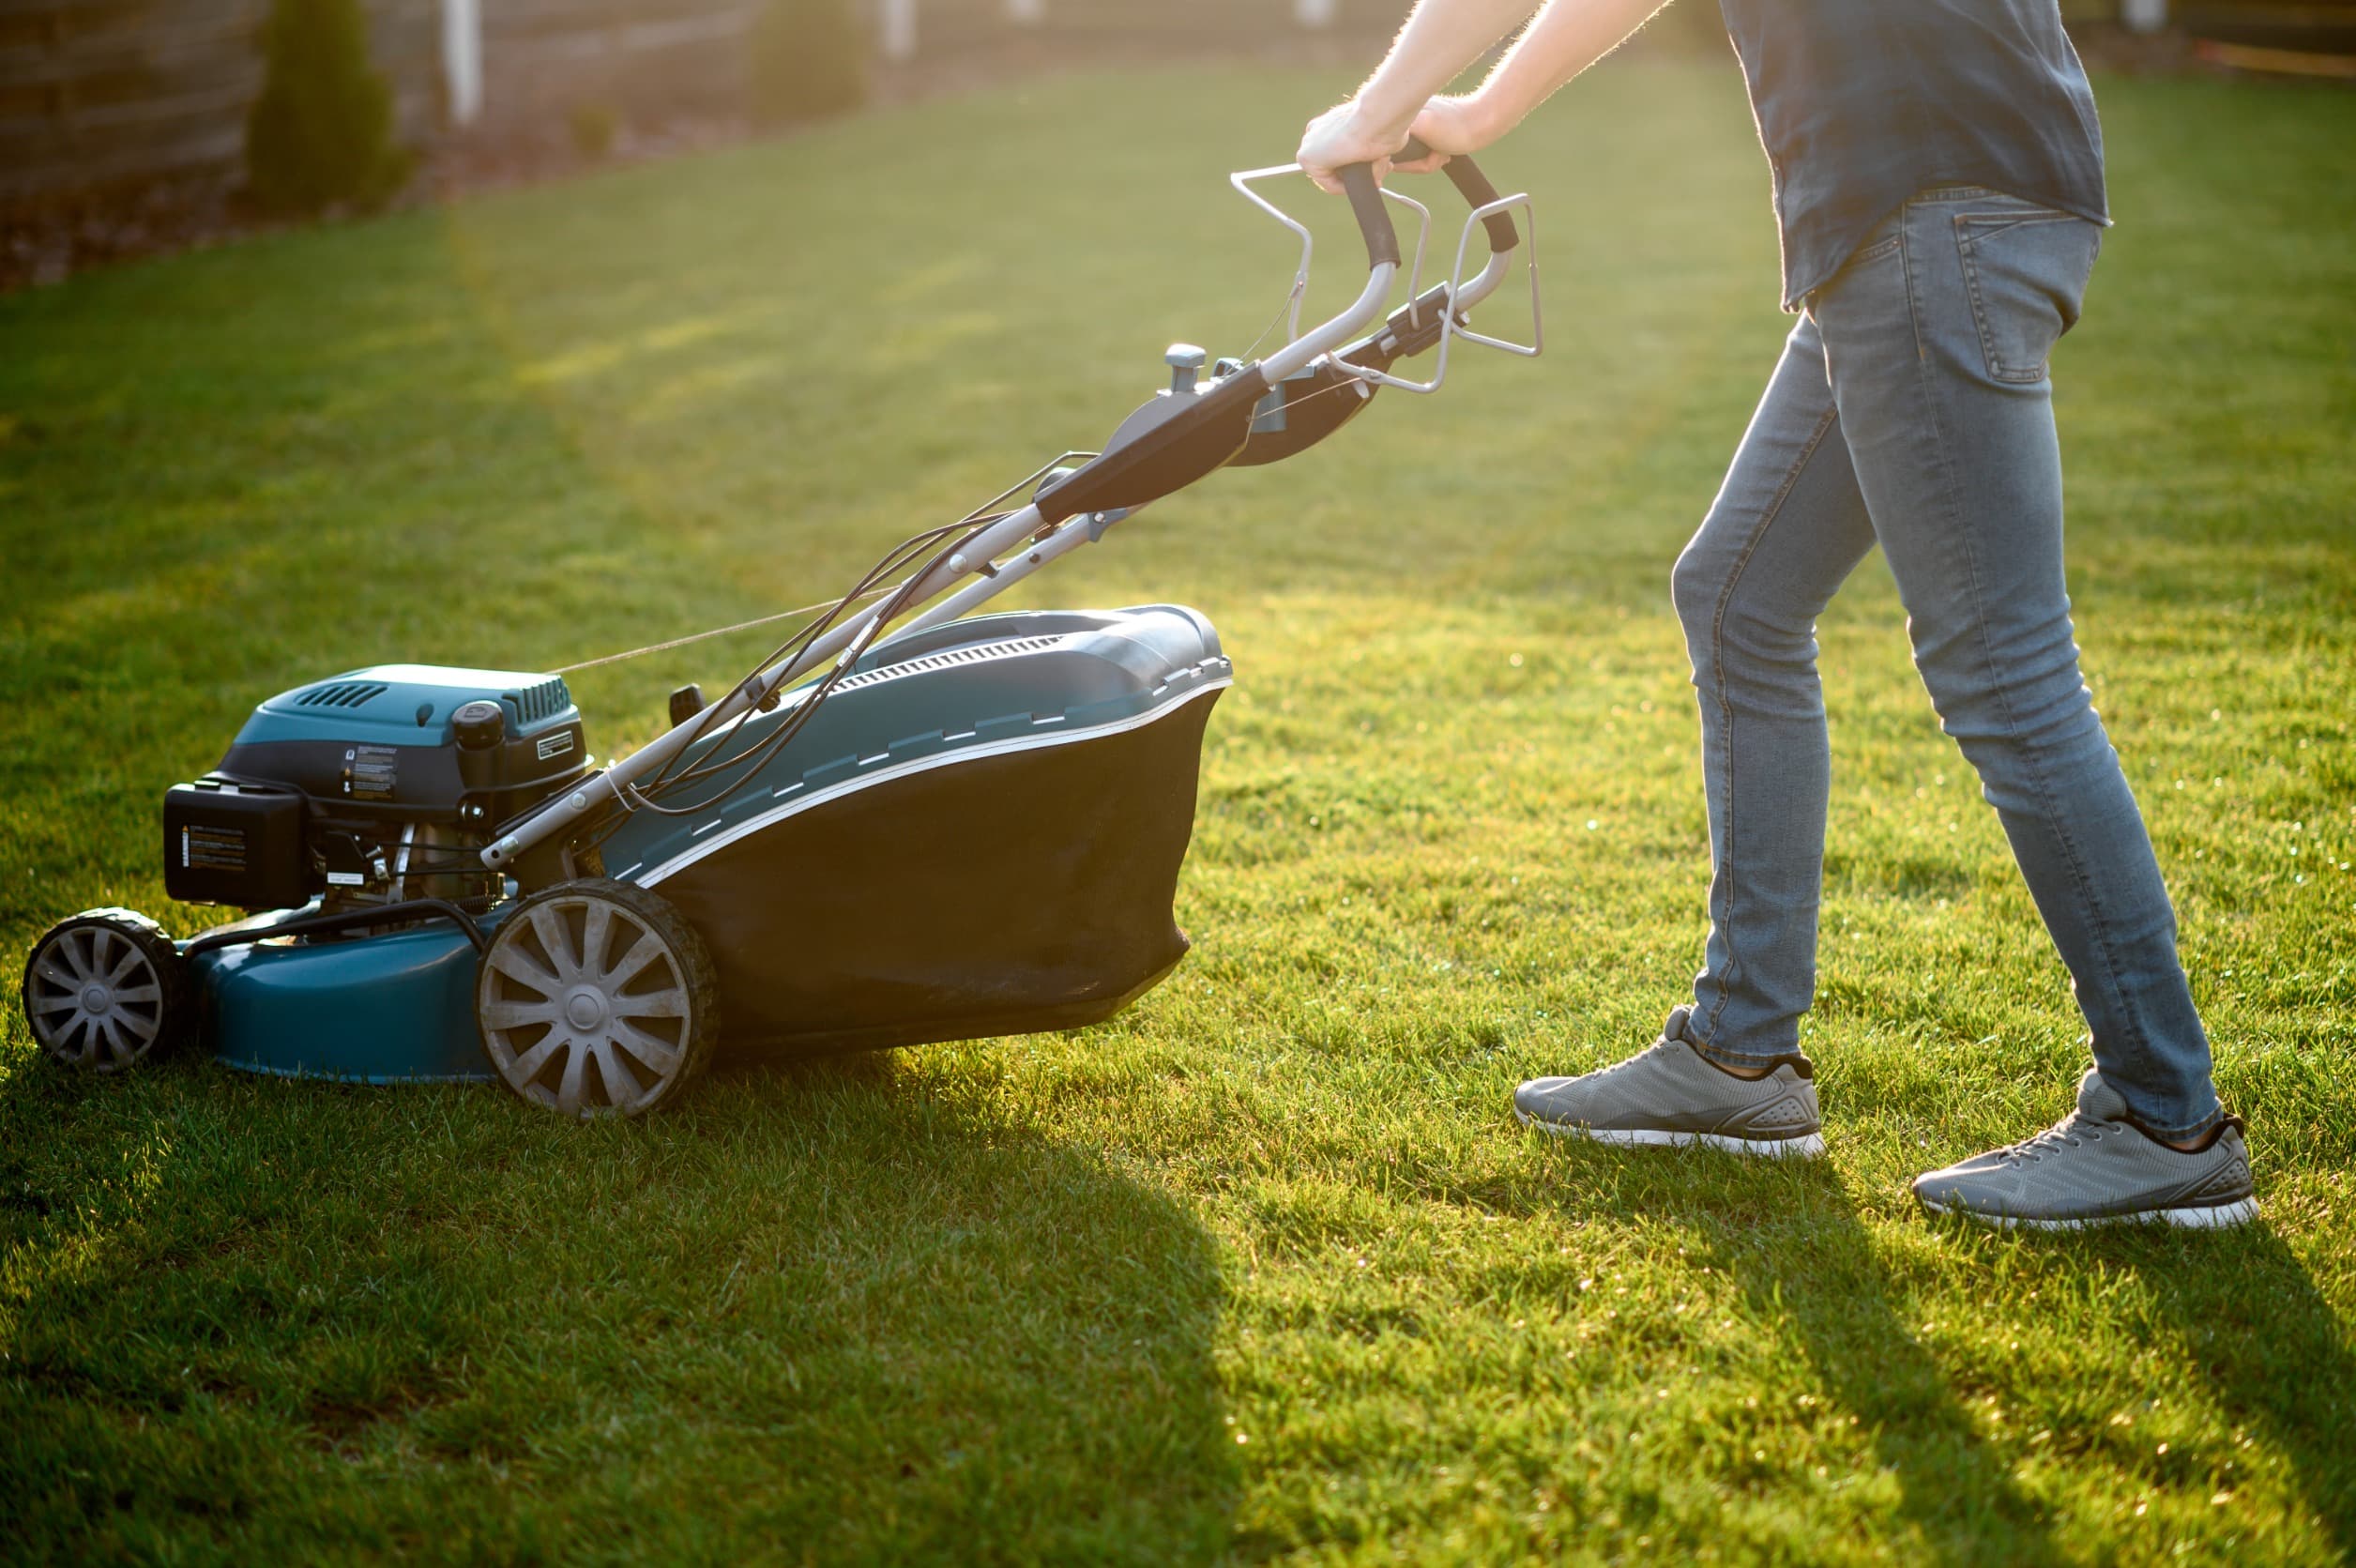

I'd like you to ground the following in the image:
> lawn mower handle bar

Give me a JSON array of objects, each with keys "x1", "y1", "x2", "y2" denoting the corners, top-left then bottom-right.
[
  {"x1": 1335, "y1": 144, "x2": 1518, "y2": 274},
  {"x1": 1254, "y1": 148, "x2": 1524, "y2": 385}
]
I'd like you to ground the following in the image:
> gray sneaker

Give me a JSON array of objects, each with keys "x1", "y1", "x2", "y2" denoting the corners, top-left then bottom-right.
[
  {"x1": 1513, "y1": 1006, "x2": 1824, "y2": 1158},
  {"x1": 1912, "y1": 1069, "x2": 2257, "y2": 1231}
]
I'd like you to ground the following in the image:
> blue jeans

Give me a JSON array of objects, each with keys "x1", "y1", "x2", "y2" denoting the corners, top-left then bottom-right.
[{"x1": 1671, "y1": 188, "x2": 2222, "y2": 1138}]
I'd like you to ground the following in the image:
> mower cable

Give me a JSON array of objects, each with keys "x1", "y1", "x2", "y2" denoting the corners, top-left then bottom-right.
[
  {"x1": 551, "y1": 449, "x2": 1107, "y2": 853},
  {"x1": 553, "y1": 452, "x2": 1095, "y2": 678},
  {"x1": 636, "y1": 521, "x2": 974, "y2": 790},
  {"x1": 614, "y1": 534, "x2": 962, "y2": 815},
  {"x1": 553, "y1": 590, "x2": 900, "y2": 675},
  {"x1": 1239, "y1": 278, "x2": 1308, "y2": 365},
  {"x1": 586, "y1": 517, "x2": 984, "y2": 826},
  {"x1": 614, "y1": 521, "x2": 969, "y2": 795}
]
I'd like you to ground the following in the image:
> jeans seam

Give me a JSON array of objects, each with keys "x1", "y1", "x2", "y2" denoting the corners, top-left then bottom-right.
[
  {"x1": 1899, "y1": 205, "x2": 2166, "y2": 1115},
  {"x1": 1955, "y1": 222, "x2": 2012, "y2": 381},
  {"x1": 1847, "y1": 233, "x2": 1901, "y2": 269},
  {"x1": 1699, "y1": 397, "x2": 1842, "y2": 1050},
  {"x1": 1955, "y1": 212, "x2": 2083, "y2": 241}
]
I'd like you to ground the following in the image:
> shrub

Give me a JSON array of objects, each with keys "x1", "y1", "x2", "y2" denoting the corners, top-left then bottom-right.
[
  {"x1": 569, "y1": 101, "x2": 620, "y2": 160},
  {"x1": 245, "y1": 0, "x2": 411, "y2": 215},
  {"x1": 749, "y1": 0, "x2": 870, "y2": 128}
]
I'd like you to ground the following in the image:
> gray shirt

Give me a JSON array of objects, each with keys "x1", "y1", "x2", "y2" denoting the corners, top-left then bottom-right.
[{"x1": 1716, "y1": 0, "x2": 2110, "y2": 310}]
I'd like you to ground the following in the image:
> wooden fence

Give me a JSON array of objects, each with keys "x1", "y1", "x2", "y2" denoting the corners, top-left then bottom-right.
[
  {"x1": 5, "y1": 0, "x2": 2347, "y2": 208},
  {"x1": 0, "y1": 1, "x2": 435, "y2": 202},
  {"x1": 0, "y1": 0, "x2": 1414, "y2": 206}
]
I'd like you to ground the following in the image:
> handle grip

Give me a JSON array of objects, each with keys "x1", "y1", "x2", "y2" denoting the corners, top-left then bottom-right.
[
  {"x1": 1336, "y1": 160, "x2": 1401, "y2": 272},
  {"x1": 1397, "y1": 137, "x2": 1520, "y2": 252}
]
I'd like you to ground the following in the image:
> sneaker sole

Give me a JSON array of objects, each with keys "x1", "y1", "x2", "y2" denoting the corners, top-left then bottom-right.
[
  {"x1": 1515, "y1": 1110, "x2": 1824, "y2": 1160},
  {"x1": 1916, "y1": 1195, "x2": 2259, "y2": 1232}
]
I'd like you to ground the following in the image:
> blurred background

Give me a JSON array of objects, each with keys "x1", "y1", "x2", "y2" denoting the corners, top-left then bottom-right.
[{"x1": 5, "y1": 0, "x2": 2352, "y2": 289}]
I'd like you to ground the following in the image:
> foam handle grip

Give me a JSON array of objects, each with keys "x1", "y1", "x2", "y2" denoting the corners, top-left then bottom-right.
[
  {"x1": 1337, "y1": 161, "x2": 1402, "y2": 271},
  {"x1": 1397, "y1": 138, "x2": 1520, "y2": 252}
]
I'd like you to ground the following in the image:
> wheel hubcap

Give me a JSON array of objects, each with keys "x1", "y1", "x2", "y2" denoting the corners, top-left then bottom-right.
[
  {"x1": 27, "y1": 923, "x2": 167, "y2": 1072},
  {"x1": 564, "y1": 988, "x2": 608, "y2": 1032},
  {"x1": 479, "y1": 894, "x2": 695, "y2": 1118}
]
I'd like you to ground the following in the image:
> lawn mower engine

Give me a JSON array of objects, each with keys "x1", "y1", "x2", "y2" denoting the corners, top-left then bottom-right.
[{"x1": 162, "y1": 665, "x2": 591, "y2": 917}]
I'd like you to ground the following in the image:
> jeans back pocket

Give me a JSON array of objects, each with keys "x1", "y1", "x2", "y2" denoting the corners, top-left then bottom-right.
[{"x1": 1953, "y1": 209, "x2": 2103, "y2": 385}]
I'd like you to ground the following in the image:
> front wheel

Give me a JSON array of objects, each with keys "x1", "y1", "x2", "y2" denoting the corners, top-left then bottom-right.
[
  {"x1": 477, "y1": 879, "x2": 719, "y2": 1119},
  {"x1": 22, "y1": 909, "x2": 191, "y2": 1073}
]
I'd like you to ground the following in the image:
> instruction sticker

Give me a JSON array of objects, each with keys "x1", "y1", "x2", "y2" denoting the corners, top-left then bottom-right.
[{"x1": 342, "y1": 745, "x2": 399, "y2": 801}]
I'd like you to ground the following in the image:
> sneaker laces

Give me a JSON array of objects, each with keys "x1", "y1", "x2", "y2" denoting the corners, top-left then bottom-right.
[
  {"x1": 1998, "y1": 1112, "x2": 2113, "y2": 1165},
  {"x1": 1588, "y1": 1029, "x2": 1692, "y2": 1081},
  {"x1": 1585, "y1": 1043, "x2": 1663, "y2": 1081}
]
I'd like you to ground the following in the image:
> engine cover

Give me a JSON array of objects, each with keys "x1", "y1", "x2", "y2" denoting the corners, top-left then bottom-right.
[{"x1": 164, "y1": 664, "x2": 590, "y2": 909}]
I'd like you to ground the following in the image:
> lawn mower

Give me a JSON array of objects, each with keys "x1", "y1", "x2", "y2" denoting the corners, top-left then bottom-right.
[{"x1": 19, "y1": 145, "x2": 1540, "y2": 1119}]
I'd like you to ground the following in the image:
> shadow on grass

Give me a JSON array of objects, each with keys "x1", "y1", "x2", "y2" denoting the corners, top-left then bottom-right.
[
  {"x1": 2114, "y1": 1221, "x2": 2356, "y2": 1559},
  {"x1": 0, "y1": 1043, "x2": 1239, "y2": 1561},
  {"x1": 1538, "y1": 1149, "x2": 2061, "y2": 1565}
]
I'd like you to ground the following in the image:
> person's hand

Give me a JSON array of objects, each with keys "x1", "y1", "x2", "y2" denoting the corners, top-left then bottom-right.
[
  {"x1": 1397, "y1": 95, "x2": 1497, "y2": 172},
  {"x1": 1296, "y1": 99, "x2": 1410, "y2": 195}
]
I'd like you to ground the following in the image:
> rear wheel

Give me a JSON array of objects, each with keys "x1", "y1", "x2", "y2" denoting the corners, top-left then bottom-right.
[
  {"x1": 476, "y1": 879, "x2": 719, "y2": 1119},
  {"x1": 22, "y1": 909, "x2": 190, "y2": 1073}
]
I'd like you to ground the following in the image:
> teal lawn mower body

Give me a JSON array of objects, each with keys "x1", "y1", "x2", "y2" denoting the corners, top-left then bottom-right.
[{"x1": 200, "y1": 921, "x2": 494, "y2": 1083}]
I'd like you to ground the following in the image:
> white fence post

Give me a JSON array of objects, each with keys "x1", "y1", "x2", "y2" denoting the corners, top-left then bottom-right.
[
  {"x1": 442, "y1": 0, "x2": 483, "y2": 127},
  {"x1": 2121, "y1": 0, "x2": 2168, "y2": 33},
  {"x1": 1296, "y1": 0, "x2": 1337, "y2": 26},
  {"x1": 880, "y1": 0, "x2": 919, "y2": 60}
]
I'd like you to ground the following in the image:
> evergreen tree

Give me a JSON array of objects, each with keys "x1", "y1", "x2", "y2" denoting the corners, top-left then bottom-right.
[{"x1": 246, "y1": 0, "x2": 410, "y2": 215}]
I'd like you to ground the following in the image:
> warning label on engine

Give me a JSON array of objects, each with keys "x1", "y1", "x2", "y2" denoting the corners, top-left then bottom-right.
[
  {"x1": 182, "y1": 825, "x2": 248, "y2": 871},
  {"x1": 342, "y1": 745, "x2": 399, "y2": 801}
]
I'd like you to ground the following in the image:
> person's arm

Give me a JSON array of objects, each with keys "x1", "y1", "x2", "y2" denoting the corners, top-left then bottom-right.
[{"x1": 1298, "y1": 0, "x2": 1674, "y2": 192}]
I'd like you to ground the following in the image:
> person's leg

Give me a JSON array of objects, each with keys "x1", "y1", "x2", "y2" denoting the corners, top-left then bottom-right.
[
  {"x1": 1671, "y1": 312, "x2": 1879, "y2": 1065},
  {"x1": 1808, "y1": 188, "x2": 2222, "y2": 1141},
  {"x1": 1512, "y1": 314, "x2": 1875, "y2": 1157}
]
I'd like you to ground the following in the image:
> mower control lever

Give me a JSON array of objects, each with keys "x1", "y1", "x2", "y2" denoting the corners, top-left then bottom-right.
[{"x1": 1165, "y1": 343, "x2": 1207, "y2": 395}]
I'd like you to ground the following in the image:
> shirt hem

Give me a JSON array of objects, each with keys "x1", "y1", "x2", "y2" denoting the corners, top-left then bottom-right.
[{"x1": 1776, "y1": 188, "x2": 2113, "y2": 312}]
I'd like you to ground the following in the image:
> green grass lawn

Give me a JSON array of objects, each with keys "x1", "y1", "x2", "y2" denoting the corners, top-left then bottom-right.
[{"x1": 4, "y1": 57, "x2": 2354, "y2": 1564}]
